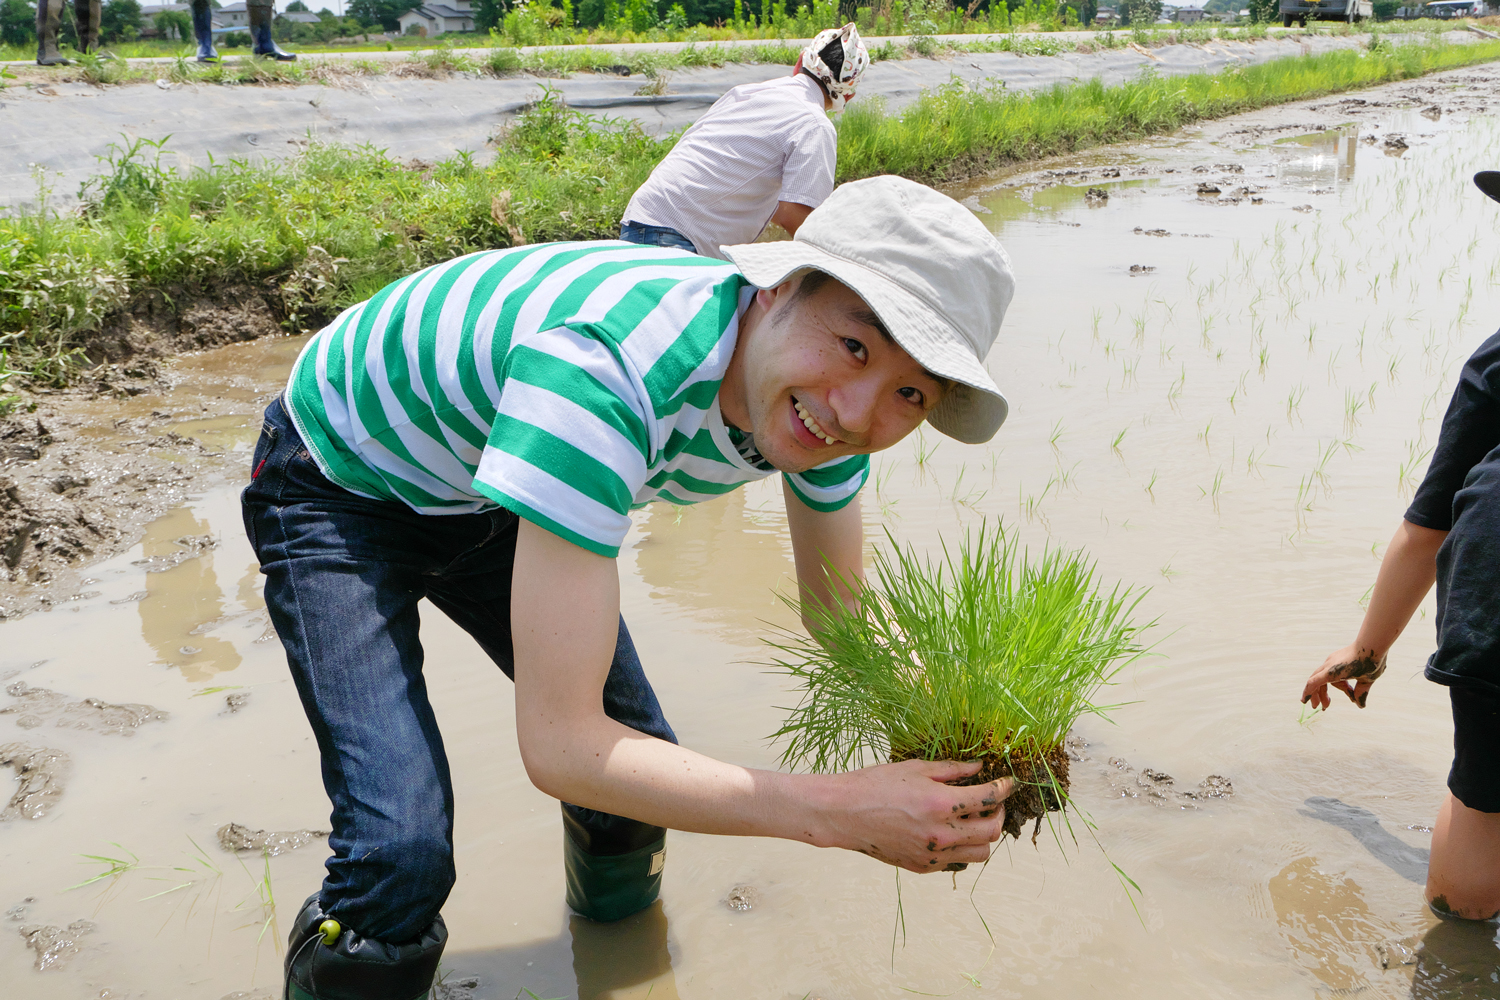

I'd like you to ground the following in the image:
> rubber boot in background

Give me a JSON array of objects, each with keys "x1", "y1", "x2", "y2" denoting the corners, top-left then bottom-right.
[
  {"x1": 35, "y1": 0, "x2": 70, "y2": 65},
  {"x1": 73, "y1": 0, "x2": 102, "y2": 54},
  {"x1": 249, "y1": 1, "x2": 296, "y2": 60},
  {"x1": 283, "y1": 894, "x2": 447, "y2": 1000},
  {"x1": 192, "y1": 0, "x2": 219, "y2": 62},
  {"x1": 562, "y1": 805, "x2": 668, "y2": 923}
]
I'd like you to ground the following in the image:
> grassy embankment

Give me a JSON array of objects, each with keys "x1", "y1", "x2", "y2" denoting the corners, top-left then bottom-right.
[{"x1": 2, "y1": 37, "x2": 1498, "y2": 394}]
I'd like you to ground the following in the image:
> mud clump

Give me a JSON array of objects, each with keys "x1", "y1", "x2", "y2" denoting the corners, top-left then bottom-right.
[
  {"x1": 0, "y1": 743, "x2": 71, "y2": 820},
  {"x1": 131, "y1": 533, "x2": 218, "y2": 573},
  {"x1": 724, "y1": 885, "x2": 759, "y2": 912},
  {"x1": 19, "y1": 919, "x2": 94, "y2": 970},
  {"x1": 1085, "y1": 187, "x2": 1109, "y2": 204},
  {"x1": 432, "y1": 977, "x2": 482, "y2": 1000},
  {"x1": 85, "y1": 283, "x2": 284, "y2": 369},
  {"x1": 895, "y1": 744, "x2": 1071, "y2": 843},
  {"x1": 1100, "y1": 754, "x2": 1232, "y2": 808},
  {"x1": 216, "y1": 822, "x2": 328, "y2": 856},
  {"x1": 0, "y1": 682, "x2": 168, "y2": 736}
]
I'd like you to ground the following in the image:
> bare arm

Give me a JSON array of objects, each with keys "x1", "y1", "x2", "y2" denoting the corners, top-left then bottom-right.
[
  {"x1": 1302, "y1": 519, "x2": 1448, "y2": 710},
  {"x1": 510, "y1": 517, "x2": 1012, "y2": 873},
  {"x1": 771, "y1": 201, "x2": 815, "y2": 238},
  {"x1": 783, "y1": 480, "x2": 865, "y2": 633}
]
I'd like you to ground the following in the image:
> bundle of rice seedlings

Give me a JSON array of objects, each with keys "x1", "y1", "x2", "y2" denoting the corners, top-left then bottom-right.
[{"x1": 771, "y1": 523, "x2": 1152, "y2": 845}]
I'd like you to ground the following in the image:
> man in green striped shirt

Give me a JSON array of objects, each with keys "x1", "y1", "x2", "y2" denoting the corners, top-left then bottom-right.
[{"x1": 246, "y1": 176, "x2": 1020, "y2": 999}]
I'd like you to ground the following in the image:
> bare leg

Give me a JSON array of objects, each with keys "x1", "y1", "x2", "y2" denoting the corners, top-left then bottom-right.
[{"x1": 1425, "y1": 792, "x2": 1500, "y2": 921}]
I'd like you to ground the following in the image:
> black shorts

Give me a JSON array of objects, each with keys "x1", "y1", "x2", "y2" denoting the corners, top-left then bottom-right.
[{"x1": 1449, "y1": 687, "x2": 1500, "y2": 814}]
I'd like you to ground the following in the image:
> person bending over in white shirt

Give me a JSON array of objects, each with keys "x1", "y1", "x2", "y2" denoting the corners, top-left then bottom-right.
[{"x1": 619, "y1": 23, "x2": 869, "y2": 260}]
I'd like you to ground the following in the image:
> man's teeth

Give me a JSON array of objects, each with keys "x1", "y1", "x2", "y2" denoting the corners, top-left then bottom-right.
[{"x1": 793, "y1": 400, "x2": 838, "y2": 445}]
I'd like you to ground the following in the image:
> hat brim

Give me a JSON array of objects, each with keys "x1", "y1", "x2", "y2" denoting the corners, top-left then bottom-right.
[
  {"x1": 722, "y1": 240, "x2": 1009, "y2": 445},
  {"x1": 1476, "y1": 171, "x2": 1500, "y2": 204}
]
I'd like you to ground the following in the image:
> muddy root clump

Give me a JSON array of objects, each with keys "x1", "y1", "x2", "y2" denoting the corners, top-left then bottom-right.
[{"x1": 896, "y1": 743, "x2": 1071, "y2": 843}]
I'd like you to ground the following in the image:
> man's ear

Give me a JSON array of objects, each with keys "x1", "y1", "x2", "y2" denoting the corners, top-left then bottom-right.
[{"x1": 754, "y1": 278, "x2": 797, "y2": 313}]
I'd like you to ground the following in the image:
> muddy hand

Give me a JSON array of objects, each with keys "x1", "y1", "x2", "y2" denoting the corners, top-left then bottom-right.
[
  {"x1": 828, "y1": 759, "x2": 1014, "y2": 875},
  {"x1": 1302, "y1": 644, "x2": 1387, "y2": 710}
]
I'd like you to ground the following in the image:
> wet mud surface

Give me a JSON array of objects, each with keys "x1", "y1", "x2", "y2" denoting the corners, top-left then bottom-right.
[{"x1": 0, "y1": 336, "x2": 295, "y2": 622}]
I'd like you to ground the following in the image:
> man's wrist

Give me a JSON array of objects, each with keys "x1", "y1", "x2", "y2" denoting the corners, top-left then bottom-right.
[{"x1": 761, "y1": 769, "x2": 844, "y2": 850}]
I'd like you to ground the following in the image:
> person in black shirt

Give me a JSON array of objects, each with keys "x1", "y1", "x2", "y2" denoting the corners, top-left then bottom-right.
[{"x1": 1302, "y1": 171, "x2": 1500, "y2": 923}]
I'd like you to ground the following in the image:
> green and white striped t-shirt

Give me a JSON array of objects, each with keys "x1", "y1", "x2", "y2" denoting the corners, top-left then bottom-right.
[{"x1": 284, "y1": 242, "x2": 868, "y2": 558}]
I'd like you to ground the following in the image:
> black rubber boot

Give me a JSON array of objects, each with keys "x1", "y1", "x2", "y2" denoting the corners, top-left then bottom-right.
[
  {"x1": 35, "y1": 0, "x2": 69, "y2": 65},
  {"x1": 283, "y1": 894, "x2": 446, "y2": 1000},
  {"x1": 562, "y1": 805, "x2": 667, "y2": 923},
  {"x1": 249, "y1": 1, "x2": 296, "y2": 60},
  {"x1": 192, "y1": 0, "x2": 219, "y2": 62}
]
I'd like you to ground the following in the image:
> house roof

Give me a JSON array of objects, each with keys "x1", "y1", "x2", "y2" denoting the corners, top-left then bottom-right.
[
  {"x1": 280, "y1": 10, "x2": 322, "y2": 21},
  {"x1": 424, "y1": 4, "x2": 472, "y2": 16},
  {"x1": 219, "y1": 1, "x2": 247, "y2": 10}
]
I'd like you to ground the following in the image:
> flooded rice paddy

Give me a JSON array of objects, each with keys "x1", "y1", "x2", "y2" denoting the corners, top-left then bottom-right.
[{"x1": 5, "y1": 70, "x2": 1500, "y2": 998}]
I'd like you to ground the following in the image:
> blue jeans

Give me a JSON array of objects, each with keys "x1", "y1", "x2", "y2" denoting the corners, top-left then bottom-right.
[
  {"x1": 619, "y1": 221, "x2": 698, "y2": 253},
  {"x1": 241, "y1": 396, "x2": 677, "y2": 943}
]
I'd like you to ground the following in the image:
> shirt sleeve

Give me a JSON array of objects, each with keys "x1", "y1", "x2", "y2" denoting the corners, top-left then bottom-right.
[
  {"x1": 1406, "y1": 329, "x2": 1500, "y2": 531},
  {"x1": 471, "y1": 332, "x2": 652, "y2": 558},
  {"x1": 777, "y1": 118, "x2": 837, "y2": 210},
  {"x1": 784, "y1": 454, "x2": 869, "y2": 513}
]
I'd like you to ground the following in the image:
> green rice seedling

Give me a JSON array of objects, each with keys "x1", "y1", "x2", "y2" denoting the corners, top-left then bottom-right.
[
  {"x1": 1285, "y1": 384, "x2": 1305, "y2": 420},
  {"x1": 1197, "y1": 417, "x2": 1213, "y2": 447},
  {"x1": 1144, "y1": 469, "x2": 1157, "y2": 499},
  {"x1": 1049, "y1": 418, "x2": 1065, "y2": 451},
  {"x1": 912, "y1": 427, "x2": 939, "y2": 469},
  {"x1": 1343, "y1": 388, "x2": 1365, "y2": 432},
  {"x1": 69, "y1": 843, "x2": 141, "y2": 890},
  {"x1": 770, "y1": 525, "x2": 1152, "y2": 844},
  {"x1": 1111, "y1": 427, "x2": 1128, "y2": 453},
  {"x1": 1398, "y1": 439, "x2": 1434, "y2": 496}
]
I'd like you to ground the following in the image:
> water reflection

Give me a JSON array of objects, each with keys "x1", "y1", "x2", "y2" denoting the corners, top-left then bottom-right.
[
  {"x1": 634, "y1": 491, "x2": 795, "y2": 640},
  {"x1": 1410, "y1": 917, "x2": 1500, "y2": 999},
  {"x1": 443, "y1": 901, "x2": 681, "y2": 1000},
  {"x1": 136, "y1": 506, "x2": 241, "y2": 682},
  {"x1": 1273, "y1": 128, "x2": 1360, "y2": 189},
  {"x1": 1269, "y1": 856, "x2": 1402, "y2": 994},
  {"x1": 571, "y1": 902, "x2": 680, "y2": 1000}
]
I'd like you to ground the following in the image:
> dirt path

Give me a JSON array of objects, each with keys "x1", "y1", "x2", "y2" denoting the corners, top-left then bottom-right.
[{"x1": 0, "y1": 32, "x2": 1412, "y2": 211}]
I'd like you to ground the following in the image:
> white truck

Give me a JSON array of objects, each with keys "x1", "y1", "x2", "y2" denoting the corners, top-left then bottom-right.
[{"x1": 1280, "y1": 0, "x2": 1373, "y2": 24}]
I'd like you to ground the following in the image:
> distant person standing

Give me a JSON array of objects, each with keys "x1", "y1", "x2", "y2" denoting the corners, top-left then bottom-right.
[
  {"x1": 1301, "y1": 172, "x2": 1500, "y2": 923},
  {"x1": 619, "y1": 23, "x2": 869, "y2": 260}
]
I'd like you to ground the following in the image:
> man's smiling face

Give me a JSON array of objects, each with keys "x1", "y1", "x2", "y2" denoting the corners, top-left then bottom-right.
[{"x1": 720, "y1": 272, "x2": 947, "y2": 475}]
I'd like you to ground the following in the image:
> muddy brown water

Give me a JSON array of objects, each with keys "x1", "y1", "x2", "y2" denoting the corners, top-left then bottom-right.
[{"x1": 5, "y1": 66, "x2": 1500, "y2": 998}]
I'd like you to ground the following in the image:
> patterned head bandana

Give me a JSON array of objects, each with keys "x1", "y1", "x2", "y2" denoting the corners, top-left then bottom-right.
[{"x1": 800, "y1": 23, "x2": 869, "y2": 114}]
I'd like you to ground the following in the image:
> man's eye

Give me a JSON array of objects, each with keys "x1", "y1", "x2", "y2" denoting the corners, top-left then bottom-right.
[
  {"x1": 842, "y1": 338, "x2": 867, "y2": 360},
  {"x1": 898, "y1": 386, "x2": 925, "y2": 406}
]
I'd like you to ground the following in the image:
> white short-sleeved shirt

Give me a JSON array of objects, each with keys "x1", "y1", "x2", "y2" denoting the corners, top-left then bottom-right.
[{"x1": 621, "y1": 74, "x2": 836, "y2": 261}]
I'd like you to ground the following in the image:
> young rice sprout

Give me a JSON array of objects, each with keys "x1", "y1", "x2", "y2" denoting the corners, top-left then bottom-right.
[{"x1": 770, "y1": 524, "x2": 1152, "y2": 841}]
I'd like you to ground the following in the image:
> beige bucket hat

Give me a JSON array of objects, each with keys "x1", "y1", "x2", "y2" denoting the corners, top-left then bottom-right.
[{"x1": 721, "y1": 175, "x2": 1015, "y2": 445}]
